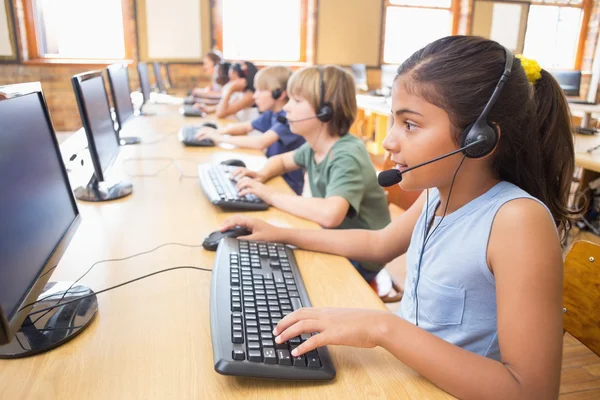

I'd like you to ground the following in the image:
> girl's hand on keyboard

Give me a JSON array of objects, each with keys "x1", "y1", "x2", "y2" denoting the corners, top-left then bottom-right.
[
  {"x1": 236, "y1": 177, "x2": 274, "y2": 204},
  {"x1": 273, "y1": 308, "x2": 391, "y2": 356},
  {"x1": 220, "y1": 215, "x2": 282, "y2": 242},
  {"x1": 231, "y1": 167, "x2": 264, "y2": 182},
  {"x1": 194, "y1": 129, "x2": 221, "y2": 142}
]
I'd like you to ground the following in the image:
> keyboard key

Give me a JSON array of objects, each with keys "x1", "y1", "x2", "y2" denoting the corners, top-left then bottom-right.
[
  {"x1": 262, "y1": 340, "x2": 275, "y2": 348},
  {"x1": 277, "y1": 349, "x2": 292, "y2": 365},
  {"x1": 293, "y1": 355, "x2": 306, "y2": 367},
  {"x1": 248, "y1": 341, "x2": 260, "y2": 350},
  {"x1": 264, "y1": 348, "x2": 277, "y2": 364},
  {"x1": 248, "y1": 350, "x2": 263, "y2": 362},
  {"x1": 247, "y1": 334, "x2": 259, "y2": 342},
  {"x1": 291, "y1": 298, "x2": 302, "y2": 311},
  {"x1": 307, "y1": 351, "x2": 321, "y2": 368},
  {"x1": 232, "y1": 332, "x2": 244, "y2": 343},
  {"x1": 232, "y1": 349, "x2": 245, "y2": 361}
]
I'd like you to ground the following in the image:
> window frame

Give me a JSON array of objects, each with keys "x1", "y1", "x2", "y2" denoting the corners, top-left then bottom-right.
[
  {"x1": 528, "y1": 0, "x2": 592, "y2": 71},
  {"x1": 20, "y1": 0, "x2": 134, "y2": 65},
  {"x1": 380, "y1": 0, "x2": 460, "y2": 65},
  {"x1": 210, "y1": 0, "x2": 314, "y2": 65}
]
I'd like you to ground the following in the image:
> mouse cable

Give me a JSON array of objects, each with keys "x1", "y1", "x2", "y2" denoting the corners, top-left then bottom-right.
[
  {"x1": 25, "y1": 265, "x2": 212, "y2": 318},
  {"x1": 19, "y1": 243, "x2": 206, "y2": 325}
]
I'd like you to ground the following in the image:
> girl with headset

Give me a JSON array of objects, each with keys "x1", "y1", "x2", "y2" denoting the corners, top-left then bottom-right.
[
  {"x1": 193, "y1": 61, "x2": 259, "y2": 122},
  {"x1": 221, "y1": 36, "x2": 576, "y2": 398}
]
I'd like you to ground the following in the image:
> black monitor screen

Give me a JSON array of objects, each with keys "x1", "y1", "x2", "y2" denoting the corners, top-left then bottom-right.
[
  {"x1": 153, "y1": 62, "x2": 165, "y2": 93},
  {"x1": 0, "y1": 93, "x2": 78, "y2": 320},
  {"x1": 138, "y1": 63, "x2": 152, "y2": 104},
  {"x1": 110, "y1": 66, "x2": 134, "y2": 127},
  {"x1": 550, "y1": 70, "x2": 581, "y2": 97},
  {"x1": 79, "y1": 76, "x2": 119, "y2": 175}
]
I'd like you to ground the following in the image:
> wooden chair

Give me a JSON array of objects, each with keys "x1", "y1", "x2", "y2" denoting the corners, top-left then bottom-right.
[{"x1": 563, "y1": 240, "x2": 600, "y2": 356}]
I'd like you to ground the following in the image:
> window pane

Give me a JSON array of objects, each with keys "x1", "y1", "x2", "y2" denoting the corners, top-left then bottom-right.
[
  {"x1": 523, "y1": 5, "x2": 582, "y2": 69},
  {"x1": 222, "y1": 0, "x2": 301, "y2": 61},
  {"x1": 383, "y1": 7, "x2": 452, "y2": 64},
  {"x1": 390, "y1": 0, "x2": 451, "y2": 7},
  {"x1": 33, "y1": 0, "x2": 125, "y2": 59}
]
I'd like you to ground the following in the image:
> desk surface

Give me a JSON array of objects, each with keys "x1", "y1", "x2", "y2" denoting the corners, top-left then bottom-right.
[
  {"x1": 0, "y1": 102, "x2": 452, "y2": 399},
  {"x1": 574, "y1": 133, "x2": 600, "y2": 173}
]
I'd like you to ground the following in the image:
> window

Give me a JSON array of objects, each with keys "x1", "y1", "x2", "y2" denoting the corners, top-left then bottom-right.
[
  {"x1": 523, "y1": 1, "x2": 585, "y2": 69},
  {"x1": 382, "y1": 0, "x2": 457, "y2": 64},
  {"x1": 24, "y1": 0, "x2": 126, "y2": 60},
  {"x1": 212, "y1": 0, "x2": 310, "y2": 62}
]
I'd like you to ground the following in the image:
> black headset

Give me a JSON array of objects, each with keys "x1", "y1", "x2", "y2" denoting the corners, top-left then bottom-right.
[
  {"x1": 271, "y1": 88, "x2": 283, "y2": 100},
  {"x1": 459, "y1": 46, "x2": 513, "y2": 159},
  {"x1": 316, "y1": 67, "x2": 334, "y2": 123}
]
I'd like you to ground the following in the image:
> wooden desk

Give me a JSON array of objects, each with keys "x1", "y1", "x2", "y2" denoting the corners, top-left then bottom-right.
[
  {"x1": 569, "y1": 103, "x2": 600, "y2": 128},
  {"x1": 574, "y1": 133, "x2": 600, "y2": 173},
  {"x1": 0, "y1": 103, "x2": 452, "y2": 399}
]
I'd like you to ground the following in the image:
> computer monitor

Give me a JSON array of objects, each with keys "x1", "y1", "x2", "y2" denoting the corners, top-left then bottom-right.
[
  {"x1": 153, "y1": 62, "x2": 167, "y2": 94},
  {"x1": 0, "y1": 82, "x2": 97, "y2": 358},
  {"x1": 106, "y1": 64, "x2": 141, "y2": 145},
  {"x1": 72, "y1": 70, "x2": 133, "y2": 202},
  {"x1": 550, "y1": 70, "x2": 581, "y2": 97},
  {"x1": 350, "y1": 64, "x2": 368, "y2": 92},
  {"x1": 136, "y1": 62, "x2": 156, "y2": 115}
]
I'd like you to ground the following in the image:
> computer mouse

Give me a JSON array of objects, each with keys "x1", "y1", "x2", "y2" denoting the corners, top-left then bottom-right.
[
  {"x1": 202, "y1": 226, "x2": 252, "y2": 251},
  {"x1": 220, "y1": 159, "x2": 246, "y2": 168},
  {"x1": 202, "y1": 122, "x2": 218, "y2": 130}
]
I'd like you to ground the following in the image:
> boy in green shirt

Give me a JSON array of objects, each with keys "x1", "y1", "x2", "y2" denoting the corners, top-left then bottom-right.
[{"x1": 225, "y1": 65, "x2": 391, "y2": 281}]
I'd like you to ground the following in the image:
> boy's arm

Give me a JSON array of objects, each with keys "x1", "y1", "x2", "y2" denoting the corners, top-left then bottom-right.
[
  {"x1": 219, "y1": 122, "x2": 253, "y2": 136},
  {"x1": 216, "y1": 130, "x2": 279, "y2": 150}
]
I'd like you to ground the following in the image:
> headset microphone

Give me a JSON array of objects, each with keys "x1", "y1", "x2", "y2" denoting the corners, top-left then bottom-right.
[
  {"x1": 276, "y1": 111, "x2": 329, "y2": 125},
  {"x1": 378, "y1": 136, "x2": 488, "y2": 187}
]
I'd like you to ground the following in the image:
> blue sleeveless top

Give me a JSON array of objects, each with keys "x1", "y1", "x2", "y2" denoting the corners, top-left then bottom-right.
[{"x1": 397, "y1": 181, "x2": 553, "y2": 360}]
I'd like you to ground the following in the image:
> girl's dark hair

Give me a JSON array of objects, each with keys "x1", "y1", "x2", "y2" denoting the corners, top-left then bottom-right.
[
  {"x1": 215, "y1": 61, "x2": 231, "y2": 86},
  {"x1": 205, "y1": 50, "x2": 222, "y2": 66},
  {"x1": 397, "y1": 35, "x2": 578, "y2": 236}
]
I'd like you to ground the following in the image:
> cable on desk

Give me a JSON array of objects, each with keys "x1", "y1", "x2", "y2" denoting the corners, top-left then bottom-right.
[
  {"x1": 25, "y1": 266, "x2": 212, "y2": 318},
  {"x1": 121, "y1": 156, "x2": 175, "y2": 177}
]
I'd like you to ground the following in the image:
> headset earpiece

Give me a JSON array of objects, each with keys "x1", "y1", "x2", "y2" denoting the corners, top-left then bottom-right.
[
  {"x1": 271, "y1": 88, "x2": 282, "y2": 100},
  {"x1": 460, "y1": 121, "x2": 498, "y2": 158},
  {"x1": 316, "y1": 67, "x2": 334, "y2": 123}
]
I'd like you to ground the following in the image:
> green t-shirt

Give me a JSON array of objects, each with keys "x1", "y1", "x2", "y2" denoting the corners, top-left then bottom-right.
[{"x1": 293, "y1": 134, "x2": 391, "y2": 272}]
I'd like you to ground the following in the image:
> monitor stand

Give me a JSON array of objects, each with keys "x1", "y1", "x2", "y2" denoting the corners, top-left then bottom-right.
[
  {"x1": 120, "y1": 136, "x2": 142, "y2": 146},
  {"x1": 74, "y1": 174, "x2": 133, "y2": 202},
  {"x1": 0, "y1": 282, "x2": 98, "y2": 359}
]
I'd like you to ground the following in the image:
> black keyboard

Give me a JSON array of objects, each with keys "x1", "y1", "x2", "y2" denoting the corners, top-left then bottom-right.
[
  {"x1": 179, "y1": 126, "x2": 215, "y2": 147},
  {"x1": 198, "y1": 164, "x2": 269, "y2": 211},
  {"x1": 568, "y1": 99, "x2": 597, "y2": 105},
  {"x1": 210, "y1": 238, "x2": 336, "y2": 380}
]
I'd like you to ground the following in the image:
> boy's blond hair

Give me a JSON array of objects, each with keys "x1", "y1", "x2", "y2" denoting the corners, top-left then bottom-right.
[
  {"x1": 254, "y1": 66, "x2": 293, "y2": 98},
  {"x1": 287, "y1": 65, "x2": 357, "y2": 137}
]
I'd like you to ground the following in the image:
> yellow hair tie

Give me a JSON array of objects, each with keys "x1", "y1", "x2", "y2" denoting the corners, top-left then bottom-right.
[{"x1": 516, "y1": 55, "x2": 542, "y2": 84}]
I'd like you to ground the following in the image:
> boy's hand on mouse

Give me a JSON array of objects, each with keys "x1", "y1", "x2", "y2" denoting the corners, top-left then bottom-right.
[
  {"x1": 236, "y1": 177, "x2": 274, "y2": 204},
  {"x1": 220, "y1": 215, "x2": 282, "y2": 242},
  {"x1": 192, "y1": 103, "x2": 206, "y2": 111},
  {"x1": 273, "y1": 308, "x2": 390, "y2": 357},
  {"x1": 231, "y1": 167, "x2": 265, "y2": 182},
  {"x1": 194, "y1": 128, "x2": 221, "y2": 142}
]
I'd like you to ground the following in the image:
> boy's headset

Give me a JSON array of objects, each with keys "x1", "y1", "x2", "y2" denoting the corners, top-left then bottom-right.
[
  {"x1": 271, "y1": 88, "x2": 283, "y2": 100},
  {"x1": 276, "y1": 66, "x2": 334, "y2": 124},
  {"x1": 378, "y1": 46, "x2": 514, "y2": 187}
]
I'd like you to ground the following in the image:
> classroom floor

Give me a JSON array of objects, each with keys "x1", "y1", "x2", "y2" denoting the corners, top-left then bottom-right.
[{"x1": 384, "y1": 226, "x2": 600, "y2": 399}]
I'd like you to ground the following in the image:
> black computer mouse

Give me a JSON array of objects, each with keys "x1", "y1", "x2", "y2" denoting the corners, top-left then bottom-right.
[
  {"x1": 202, "y1": 122, "x2": 218, "y2": 130},
  {"x1": 220, "y1": 159, "x2": 246, "y2": 168},
  {"x1": 202, "y1": 226, "x2": 252, "y2": 251}
]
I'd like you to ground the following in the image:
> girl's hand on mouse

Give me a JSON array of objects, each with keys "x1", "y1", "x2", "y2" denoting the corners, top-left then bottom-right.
[
  {"x1": 231, "y1": 167, "x2": 264, "y2": 182},
  {"x1": 236, "y1": 177, "x2": 274, "y2": 204},
  {"x1": 220, "y1": 215, "x2": 282, "y2": 242}
]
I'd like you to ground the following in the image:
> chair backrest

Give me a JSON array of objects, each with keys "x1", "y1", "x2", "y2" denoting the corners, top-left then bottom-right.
[{"x1": 563, "y1": 240, "x2": 600, "y2": 357}]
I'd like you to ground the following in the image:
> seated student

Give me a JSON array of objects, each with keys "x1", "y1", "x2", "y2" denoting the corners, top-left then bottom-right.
[
  {"x1": 195, "y1": 65, "x2": 305, "y2": 194},
  {"x1": 192, "y1": 50, "x2": 224, "y2": 98},
  {"x1": 194, "y1": 61, "x2": 259, "y2": 122},
  {"x1": 221, "y1": 36, "x2": 572, "y2": 399},
  {"x1": 224, "y1": 65, "x2": 392, "y2": 281}
]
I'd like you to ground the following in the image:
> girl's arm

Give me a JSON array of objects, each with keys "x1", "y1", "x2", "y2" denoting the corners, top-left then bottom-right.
[
  {"x1": 273, "y1": 198, "x2": 563, "y2": 400},
  {"x1": 216, "y1": 91, "x2": 254, "y2": 119}
]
